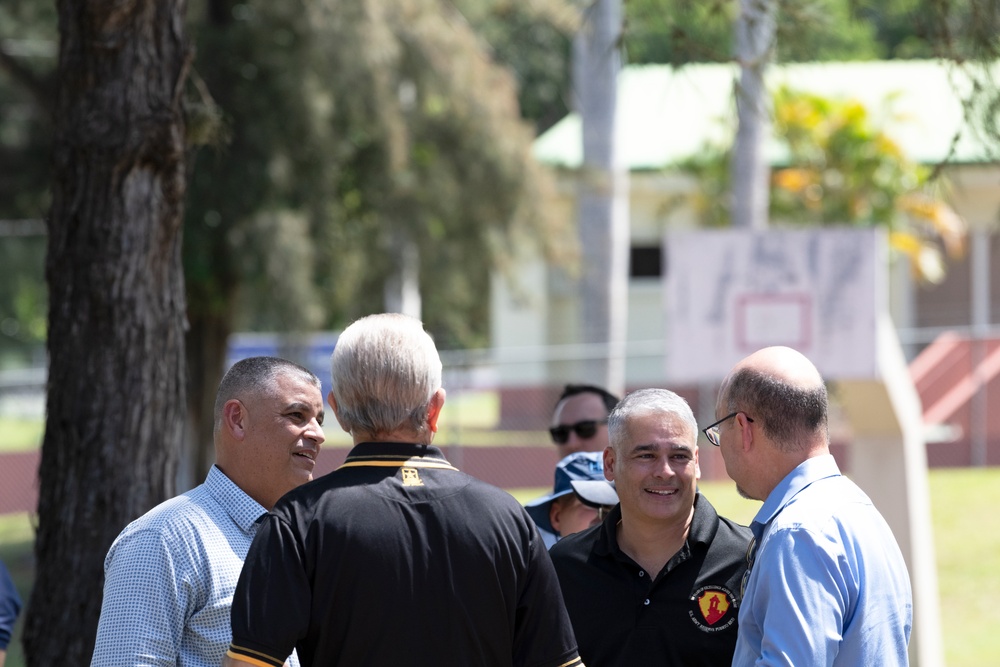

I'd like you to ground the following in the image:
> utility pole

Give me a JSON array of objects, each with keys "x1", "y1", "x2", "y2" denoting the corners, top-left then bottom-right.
[
  {"x1": 731, "y1": 0, "x2": 776, "y2": 230},
  {"x1": 573, "y1": 0, "x2": 629, "y2": 395}
]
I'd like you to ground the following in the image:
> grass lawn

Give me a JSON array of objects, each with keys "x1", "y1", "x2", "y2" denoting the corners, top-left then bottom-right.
[
  {"x1": 0, "y1": 418, "x2": 43, "y2": 453},
  {"x1": 1, "y1": 468, "x2": 998, "y2": 666},
  {"x1": 926, "y1": 467, "x2": 1000, "y2": 666}
]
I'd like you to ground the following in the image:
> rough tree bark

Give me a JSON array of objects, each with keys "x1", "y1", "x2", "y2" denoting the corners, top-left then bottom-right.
[{"x1": 22, "y1": 1, "x2": 190, "y2": 664}]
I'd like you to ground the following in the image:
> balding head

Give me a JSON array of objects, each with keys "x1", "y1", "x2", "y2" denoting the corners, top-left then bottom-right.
[
  {"x1": 720, "y1": 346, "x2": 829, "y2": 453},
  {"x1": 734, "y1": 346, "x2": 824, "y2": 387}
]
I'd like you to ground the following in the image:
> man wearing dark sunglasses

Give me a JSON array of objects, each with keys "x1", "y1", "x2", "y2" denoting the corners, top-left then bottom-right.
[{"x1": 549, "y1": 384, "x2": 620, "y2": 455}]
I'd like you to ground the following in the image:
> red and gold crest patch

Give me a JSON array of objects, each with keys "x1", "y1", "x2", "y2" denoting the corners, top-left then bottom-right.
[
  {"x1": 688, "y1": 585, "x2": 737, "y2": 633},
  {"x1": 697, "y1": 589, "x2": 730, "y2": 625}
]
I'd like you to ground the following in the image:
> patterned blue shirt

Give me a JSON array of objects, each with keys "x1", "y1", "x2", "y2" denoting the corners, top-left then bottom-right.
[
  {"x1": 732, "y1": 455, "x2": 912, "y2": 667},
  {"x1": 0, "y1": 559, "x2": 21, "y2": 650},
  {"x1": 91, "y1": 466, "x2": 300, "y2": 667}
]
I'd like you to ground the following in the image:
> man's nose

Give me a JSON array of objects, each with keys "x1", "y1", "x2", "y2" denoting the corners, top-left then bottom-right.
[
  {"x1": 307, "y1": 418, "x2": 326, "y2": 444},
  {"x1": 653, "y1": 457, "x2": 675, "y2": 477}
]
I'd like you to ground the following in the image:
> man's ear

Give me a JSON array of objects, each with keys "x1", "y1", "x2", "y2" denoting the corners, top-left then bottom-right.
[
  {"x1": 603, "y1": 446, "x2": 616, "y2": 482},
  {"x1": 328, "y1": 391, "x2": 351, "y2": 433},
  {"x1": 426, "y1": 388, "x2": 446, "y2": 433},
  {"x1": 223, "y1": 399, "x2": 247, "y2": 441},
  {"x1": 549, "y1": 498, "x2": 565, "y2": 535},
  {"x1": 736, "y1": 412, "x2": 754, "y2": 453}
]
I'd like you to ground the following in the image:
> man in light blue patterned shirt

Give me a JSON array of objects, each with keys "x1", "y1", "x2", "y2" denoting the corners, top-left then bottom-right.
[
  {"x1": 91, "y1": 356, "x2": 325, "y2": 667},
  {"x1": 708, "y1": 346, "x2": 912, "y2": 666}
]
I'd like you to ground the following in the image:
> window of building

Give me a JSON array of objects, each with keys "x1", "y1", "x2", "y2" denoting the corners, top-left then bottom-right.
[{"x1": 630, "y1": 245, "x2": 662, "y2": 278}]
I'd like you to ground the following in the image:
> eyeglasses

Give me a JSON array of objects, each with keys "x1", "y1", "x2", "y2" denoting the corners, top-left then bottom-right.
[
  {"x1": 549, "y1": 419, "x2": 608, "y2": 445},
  {"x1": 702, "y1": 412, "x2": 754, "y2": 447}
]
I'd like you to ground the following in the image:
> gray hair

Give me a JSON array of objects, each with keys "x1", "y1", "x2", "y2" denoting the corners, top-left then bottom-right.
[
  {"x1": 213, "y1": 356, "x2": 321, "y2": 435},
  {"x1": 723, "y1": 367, "x2": 828, "y2": 452},
  {"x1": 330, "y1": 313, "x2": 442, "y2": 437},
  {"x1": 608, "y1": 388, "x2": 697, "y2": 453}
]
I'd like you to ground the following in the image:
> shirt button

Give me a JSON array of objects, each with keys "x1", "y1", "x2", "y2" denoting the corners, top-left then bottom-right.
[
  {"x1": 638, "y1": 570, "x2": 645, "y2": 578},
  {"x1": 644, "y1": 599, "x2": 650, "y2": 606}
]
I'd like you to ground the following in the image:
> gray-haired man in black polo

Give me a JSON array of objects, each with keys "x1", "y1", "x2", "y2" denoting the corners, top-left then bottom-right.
[
  {"x1": 225, "y1": 313, "x2": 583, "y2": 667},
  {"x1": 549, "y1": 388, "x2": 751, "y2": 666}
]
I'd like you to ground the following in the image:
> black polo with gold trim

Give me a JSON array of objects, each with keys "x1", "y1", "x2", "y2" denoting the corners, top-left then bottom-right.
[
  {"x1": 228, "y1": 442, "x2": 583, "y2": 667},
  {"x1": 549, "y1": 493, "x2": 751, "y2": 666}
]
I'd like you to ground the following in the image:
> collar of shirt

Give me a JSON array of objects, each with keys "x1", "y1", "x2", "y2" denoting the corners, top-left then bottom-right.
[
  {"x1": 594, "y1": 492, "x2": 714, "y2": 562},
  {"x1": 750, "y1": 454, "x2": 841, "y2": 542},
  {"x1": 204, "y1": 464, "x2": 269, "y2": 534},
  {"x1": 339, "y1": 442, "x2": 457, "y2": 471}
]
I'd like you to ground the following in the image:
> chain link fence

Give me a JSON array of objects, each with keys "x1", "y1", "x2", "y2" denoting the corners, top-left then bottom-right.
[{"x1": 3, "y1": 328, "x2": 999, "y2": 515}]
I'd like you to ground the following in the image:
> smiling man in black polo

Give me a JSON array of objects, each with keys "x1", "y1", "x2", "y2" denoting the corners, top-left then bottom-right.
[
  {"x1": 224, "y1": 313, "x2": 582, "y2": 667},
  {"x1": 549, "y1": 388, "x2": 751, "y2": 666}
]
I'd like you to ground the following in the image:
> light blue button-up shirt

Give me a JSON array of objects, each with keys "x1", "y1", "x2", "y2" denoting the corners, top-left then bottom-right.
[
  {"x1": 732, "y1": 455, "x2": 912, "y2": 666},
  {"x1": 91, "y1": 466, "x2": 299, "y2": 667}
]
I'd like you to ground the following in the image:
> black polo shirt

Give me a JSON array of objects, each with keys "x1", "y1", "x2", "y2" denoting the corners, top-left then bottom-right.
[
  {"x1": 549, "y1": 493, "x2": 752, "y2": 667},
  {"x1": 228, "y1": 442, "x2": 582, "y2": 667}
]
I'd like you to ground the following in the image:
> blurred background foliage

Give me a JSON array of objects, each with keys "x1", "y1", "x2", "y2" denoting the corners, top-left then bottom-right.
[
  {"x1": 1, "y1": 0, "x2": 999, "y2": 366},
  {"x1": 683, "y1": 86, "x2": 968, "y2": 283},
  {"x1": 3, "y1": 2, "x2": 999, "y2": 662}
]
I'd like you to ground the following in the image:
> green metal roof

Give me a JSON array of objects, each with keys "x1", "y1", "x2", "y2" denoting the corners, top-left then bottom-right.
[{"x1": 533, "y1": 60, "x2": 999, "y2": 169}]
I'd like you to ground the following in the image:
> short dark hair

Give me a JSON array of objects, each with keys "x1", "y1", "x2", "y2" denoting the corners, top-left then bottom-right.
[
  {"x1": 213, "y1": 356, "x2": 321, "y2": 432},
  {"x1": 557, "y1": 384, "x2": 620, "y2": 413},
  {"x1": 724, "y1": 367, "x2": 828, "y2": 451}
]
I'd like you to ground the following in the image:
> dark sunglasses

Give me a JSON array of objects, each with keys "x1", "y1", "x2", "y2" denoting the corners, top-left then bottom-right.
[{"x1": 549, "y1": 419, "x2": 608, "y2": 444}]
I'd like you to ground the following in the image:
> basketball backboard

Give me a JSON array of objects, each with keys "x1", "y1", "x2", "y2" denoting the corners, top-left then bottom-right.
[{"x1": 664, "y1": 227, "x2": 886, "y2": 382}]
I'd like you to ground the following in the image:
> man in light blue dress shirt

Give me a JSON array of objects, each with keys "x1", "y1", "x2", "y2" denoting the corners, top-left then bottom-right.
[
  {"x1": 91, "y1": 356, "x2": 326, "y2": 667},
  {"x1": 706, "y1": 346, "x2": 912, "y2": 666}
]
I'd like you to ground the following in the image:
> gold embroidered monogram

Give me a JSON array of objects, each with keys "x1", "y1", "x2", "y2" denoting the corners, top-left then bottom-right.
[{"x1": 401, "y1": 467, "x2": 424, "y2": 487}]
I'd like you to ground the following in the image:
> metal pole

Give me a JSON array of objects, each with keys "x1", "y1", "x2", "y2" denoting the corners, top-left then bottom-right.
[{"x1": 970, "y1": 229, "x2": 989, "y2": 467}]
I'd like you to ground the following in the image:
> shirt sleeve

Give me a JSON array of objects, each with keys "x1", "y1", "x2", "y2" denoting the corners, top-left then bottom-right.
[
  {"x1": 228, "y1": 514, "x2": 312, "y2": 667},
  {"x1": 511, "y1": 525, "x2": 583, "y2": 667},
  {"x1": 753, "y1": 525, "x2": 850, "y2": 667},
  {"x1": 0, "y1": 561, "x2": 22, "y2": 650},
  {"x1": 91, "y1": 529, "x2": 190, "y2": 667}
]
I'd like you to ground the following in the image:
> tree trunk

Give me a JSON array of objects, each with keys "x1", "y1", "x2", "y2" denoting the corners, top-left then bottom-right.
[
  {"x1": 23, "y1": 2, "x2": 190, "y2": 664},
  {"x1": 180, "y1": 0, "x2": 241, "y2": 491},
  {"x1": 182, "y1": 305, "x2": 234, "y2": 491},
  {"x1": 384, "y1": 230, "x2": 422, "y2": 319},
  {"x1": 573, "y1": 0, "x2": 629, "y2": 395},
  {"x1": 731, "y1": 0, "x2": 776, "y2": 230}
]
